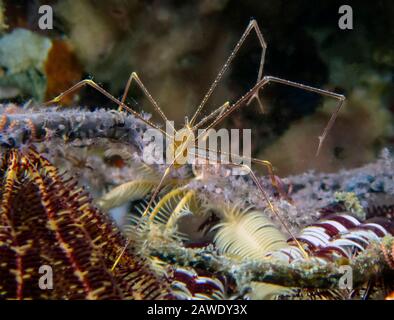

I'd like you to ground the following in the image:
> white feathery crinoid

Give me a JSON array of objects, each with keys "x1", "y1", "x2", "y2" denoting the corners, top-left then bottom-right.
[
  {"x1": 124, "y1": 186, "x2": 203, "y2": 243},
  {"x1": 212, "y1": 204, "x2": 289, "y2": 260},
  {"x1": 97, "y1": 179, "x2": 158, "y2": 211}
]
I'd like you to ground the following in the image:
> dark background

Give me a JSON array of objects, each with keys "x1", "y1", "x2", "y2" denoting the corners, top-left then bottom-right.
[{"x1": 1, "y1": 0, "x2": 393, "y2": 175}]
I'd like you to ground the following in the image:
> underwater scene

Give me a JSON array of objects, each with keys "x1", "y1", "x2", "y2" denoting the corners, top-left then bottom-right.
[{"x1": 0, "y1": 0, "x2": 394, "y2": 302}]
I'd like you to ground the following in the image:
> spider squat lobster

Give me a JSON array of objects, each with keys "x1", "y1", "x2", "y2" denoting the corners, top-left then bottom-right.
[{"x1": 45, "y1": 20, "x2": 346, "y2": 270}]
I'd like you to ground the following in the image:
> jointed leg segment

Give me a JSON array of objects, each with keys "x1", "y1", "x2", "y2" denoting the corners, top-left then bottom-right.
[
  {"x1": 190, "y1": 19, "x2": 267, "y2": 126},
  {"x1": 43, "y1": 19, "x2": 345, "y2": 272},
  {"x1": 195, "y1": 75, "x2": 345, "y2": 156},
  {"x1": 111, "y1": 147, "x2": 188, "y2": 271},
  {"x1": 110, "y1": 162, "x2": 175, "y2": 271},
  {"x1": 120, "y1": 72, "x2": 175, "y2": 131},
  {"x1": 193, "y1": 146, "x2": 292, "y2": 202},
  {"x1": 237, "y1": 163, "x2": 308, "y2": 258},
  {"x1": 45, "y1": 79, "x2": 170, "y2": 138},
  {"x1": 190, "y1": 147, "x2": 308, "y2": 258},
  {"x1": 259, "y1": 76, "x2": 345, "y2": 156}
]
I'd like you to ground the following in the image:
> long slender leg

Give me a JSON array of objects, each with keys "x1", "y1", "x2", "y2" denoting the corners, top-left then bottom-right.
[
  {"x1": 190, "y1": 19, "x2": 267, "y2": 126},
  {"x1": 120, "y1": 72, "x2": 175, "y2": 132},
  {"x1": 260, "y1": 76, "x2": 345, "y2": 156},
  {"x1": 111, "y1": 144, "x2": 192, "y2": 271},
  {"x1": 141, "y1": 165, "x2": 174, "y2": 219},
  {"x1": 195, "y1": 75, "x2": 345, "y2": 156},
  {"x1": 216, "y1": 101, "x2": 230, "y2": 120},
  {"x1": 235, "y1": 163, "x2": 308, "y2": 258},
  {"x1": 139, "y1": 136, "x2": 196, "y2": 222},
  {"x1": 110, "y1": 161, "x2": 175, "y2": 272},
  {"x1": 44, "y1": 79, "x2": 171, "y2": 138},
  {"x1": 189, "y1": 148, "x2": 308, "y2": 258},
  {"x1": 193, "y1": 146, "x2": 292, "y2": 201},
  {"x1": 192, "y1": 77, "x2": 270, "y2": 133},
  {"x1": 194, "y1": 145, "x2": 275, "y2": 179},
  {"x1": 198, "y1": 101, "x2": 230, "y2": 139}
]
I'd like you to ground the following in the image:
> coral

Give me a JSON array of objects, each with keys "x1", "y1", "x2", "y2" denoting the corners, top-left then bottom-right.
[
  {"x1": 0, "y1": 104, "x2": 147, "y2": 149},
  {"x1": 148, "y1": 236, "x2": 393, "y2": 292},
  {"x1": 1, "y1": 116, "x2": 392, "y2": 299},
  {"x1": 44, "y1": 39, "x2": 83, "y2": 104},
  {"x1": 2, "y1": 104, "x2": 393, "y2": 232},
  {"x1": 334, "y1": 192, "x2": 365, "y2": 220},
  {"x1": 381, "y1": 236, "x2": 394, "y2": 270},
  {"x1": 1, "y1": 102, "x2": 393, "y2": 299},
  {"x1": 0, "y1": 29, "x2": 81, "y2": 102},
  {"x1": 263, "y1": 149, "x2": 394, "y2": 230},
  {"x1": 102, "y1": 171, "x2": 393, "y2": 298},
  {"x1": 0, "y1": 29, "x2": 50, "y2": 100},
  {"x1": 0, "y1": 147, "x2": 171, "y2": 299}
]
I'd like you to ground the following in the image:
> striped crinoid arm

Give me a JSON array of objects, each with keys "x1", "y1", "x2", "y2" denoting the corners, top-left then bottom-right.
[
  {"x1": 53, "y1": 175, "x2": 172, "y2": 299},
  {"x1": 0, "y1": 150, "x2": 40, "y2": 299},
  {"x1": 29, "y1": 165, "x2": 123, "y2": 299},
  {"x1": 29, "y1": 148, "x2": 171, "y2": 299},
  {"x1": 0, "y1": 147, "x2": 171, "y2": 299},
  {"x1": 32, "y1": 148, "x2": 171, "y2": 299}
]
